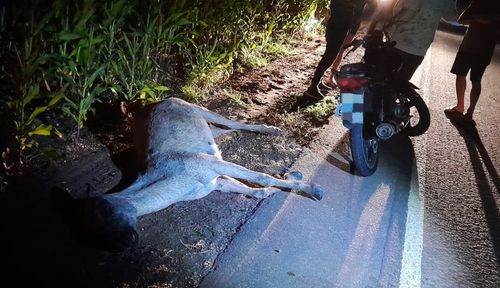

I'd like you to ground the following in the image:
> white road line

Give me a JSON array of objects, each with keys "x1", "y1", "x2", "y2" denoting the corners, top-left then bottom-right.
[{"x1": 399, "y1": 49, "x2": 431, "y2": 288}]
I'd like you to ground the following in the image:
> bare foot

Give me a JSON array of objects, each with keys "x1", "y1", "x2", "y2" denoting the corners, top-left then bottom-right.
[{"x1": 444, "y1": 106, "x2": 464, "y2": 114}]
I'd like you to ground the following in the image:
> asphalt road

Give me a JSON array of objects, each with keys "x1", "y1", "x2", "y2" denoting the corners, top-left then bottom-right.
[
  {"x1": 417, "y1": 31, "x2": 500, "y2": 287},
  {"x1": 199, "y1": 31, "x2": 500, "y2": 287}
]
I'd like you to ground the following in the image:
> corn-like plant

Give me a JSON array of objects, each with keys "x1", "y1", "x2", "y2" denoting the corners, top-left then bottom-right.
[
  {"x1": 56, "y1": 21, "x2": 108, "y2": 137},
  {"x1": 0, "y1": 10, "x2": 66, "y2": 167},
  {"x1": 6, "y1": 85, "x2": 65, "y2": 152},
  {"x1": 188, "y1": 40, "x2": 235, "y2": 87}
]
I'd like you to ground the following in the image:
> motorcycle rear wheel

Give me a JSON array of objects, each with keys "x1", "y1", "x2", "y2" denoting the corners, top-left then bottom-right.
[
  {"x1": 350, "y1": 124, "x2": 379, "y2": 176},
  {"x1": 401, "y1": 90, "x2": 430, "y2": 136}
]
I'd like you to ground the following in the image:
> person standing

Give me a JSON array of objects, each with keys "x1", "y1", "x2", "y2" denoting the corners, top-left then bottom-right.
[
  {"x1": 322, "y1": 2, "x2": 371, "y2": 89},
  {"x1": 387, "y1": 0, "x2": 457, "y2": 81},
  {"x1": 321, "y1": 19, "x2": 361, "y2": 89},
  {"x1": 445, "y1": 1, "x2": 499, "y2": 123},
  {"x1": 292, "y1": 0, "x2": 369, "y2": 110}
]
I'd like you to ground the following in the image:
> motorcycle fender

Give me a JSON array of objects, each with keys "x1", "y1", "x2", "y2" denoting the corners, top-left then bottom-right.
[{"x1": 340, "y1": 92, "x2": 364, "y2": 127}]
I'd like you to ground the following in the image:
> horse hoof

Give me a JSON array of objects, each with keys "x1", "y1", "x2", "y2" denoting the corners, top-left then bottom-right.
[
  {"x1": 312, "y1": 185, "x2": 324, "y2": 201},
  {"x1": 287, "y1": 171, "x2": 303, "y2": 181},
  {"x1": 266, "y1": 126, "x2": 282, "y2": 136}
]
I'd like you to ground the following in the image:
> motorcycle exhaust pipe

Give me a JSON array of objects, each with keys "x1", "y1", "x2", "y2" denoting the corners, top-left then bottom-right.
[{"x1": 376, "y1": 123, "x2": 396, "y2": 140}]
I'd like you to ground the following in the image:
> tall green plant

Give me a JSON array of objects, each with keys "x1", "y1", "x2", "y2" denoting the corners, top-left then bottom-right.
[
  {"x1": 107, "y1": 23, "x2": 169, "y2": 103},
  {"x1": 5, "y1": 85, "x2": 65, "y2": 153},
  {"x1": 56, "y1": 20, "x2": 108, "y2": 137},
  {"x1": 0, "y1": 8, "x2": 65, "y2": 166}
]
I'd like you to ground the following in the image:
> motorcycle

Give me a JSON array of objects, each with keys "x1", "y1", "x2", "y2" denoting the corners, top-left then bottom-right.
[{"x1": 335, "y1": 30, "x2": 430, "y2": 176}]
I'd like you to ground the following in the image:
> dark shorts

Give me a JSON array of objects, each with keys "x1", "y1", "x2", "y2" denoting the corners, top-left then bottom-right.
[
  {"x1": 327, "y1": 2, "x2": 365, "y2": 39},
  {"x1": 451, "y1": 51, "x2": 489, "y2": 82},
  {"x1": 325, "y1": 7, "x2": 354, "y2": 43}
]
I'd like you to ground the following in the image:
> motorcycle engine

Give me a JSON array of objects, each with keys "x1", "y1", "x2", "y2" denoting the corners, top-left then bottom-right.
[{"x1": 391, "y1": 102, "x2": 409, "y2": 122}]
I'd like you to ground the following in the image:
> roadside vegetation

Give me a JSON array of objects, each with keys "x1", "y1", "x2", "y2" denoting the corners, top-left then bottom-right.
[{"x1": 0, "y1": 0, "x2": 331, "y2": 189}]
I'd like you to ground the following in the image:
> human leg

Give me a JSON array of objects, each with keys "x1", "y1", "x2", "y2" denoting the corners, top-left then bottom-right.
[
  {"x1": 465, "y1": 81, "x2": 481, "y2": 119},
  {"x1": 290, "y1": 11, "x2": 352, "y2": 110},
  {"x1": 465, "y1": 62, "x2": 487, "y2": 119},
  {"x1": 322, "y1": 2, "x2": 363, "y2": 89},
  {"x1": 446, "y1": 51, "x2": 471, "y2": 115},
  {"x1": 452, "y1": 75, "x2": 467, "y2": 113}
]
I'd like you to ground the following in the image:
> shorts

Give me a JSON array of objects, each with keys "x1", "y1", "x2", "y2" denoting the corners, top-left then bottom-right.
[
  {"x1": 329, "y1": 2, "x2": 364, "y2": 36},
  {"x1": 451, "y1": 51, "x2": 489, "y2": 82}
]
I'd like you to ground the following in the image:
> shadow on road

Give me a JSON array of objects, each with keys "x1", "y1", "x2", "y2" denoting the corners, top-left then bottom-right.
[
  {"x1": 324, "y1": 132, "x2": 354, "y2": 175},
  {"x1": 308, "y1": 134, "x2": 418, "y2": 286},
  {"x1": 200, "y1": 133, "x2": 421, "y2": 288},
  {"x1": 450, "y1": 119, "x2": 500, "y2": 267}
]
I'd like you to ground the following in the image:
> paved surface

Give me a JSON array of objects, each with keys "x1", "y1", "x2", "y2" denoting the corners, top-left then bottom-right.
[
  {"x1": 199, "y1": 31, "x2": 500, "y2": 287},
  {"x1": 201, "y1": 126, "x2": 417, "y2": 287},
  {"x1": 418, "y1": 31, "x2": 500, "y2": 287}
]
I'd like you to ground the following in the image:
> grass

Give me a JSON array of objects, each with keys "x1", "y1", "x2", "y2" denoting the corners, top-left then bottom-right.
[
  {"x1": 223, "y1": 89, "x2": 251, "y2": 108},
  {"x1": 303, "y1": 96, "x2": 337, "y2": 119}
]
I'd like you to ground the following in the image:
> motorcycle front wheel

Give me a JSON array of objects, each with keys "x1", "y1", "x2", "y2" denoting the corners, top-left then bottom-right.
[
  {"x1": 350, "y1": 124, "x2": 379, "y2": 176},
  {"x1": 401, "y1": 89, "x2": 430, "y2": 136}
]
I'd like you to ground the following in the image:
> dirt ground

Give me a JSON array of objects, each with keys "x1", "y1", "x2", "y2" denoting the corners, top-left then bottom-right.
[{"x1": 1, "y1": 29, "x2": 364, "y2": 288}]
